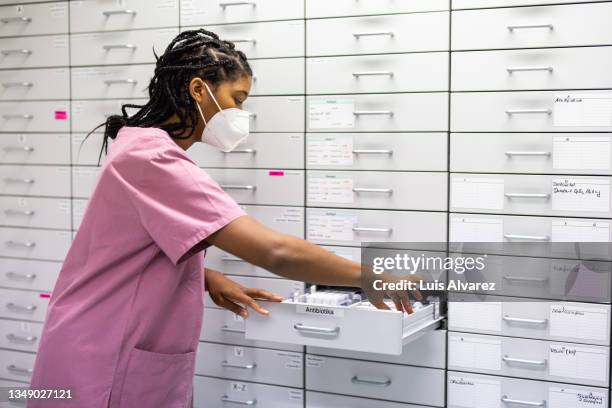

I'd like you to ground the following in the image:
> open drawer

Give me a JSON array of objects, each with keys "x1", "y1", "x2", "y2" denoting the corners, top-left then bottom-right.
[{"x1": 245, "y1": 289, "x2": 444, "y2": 355}]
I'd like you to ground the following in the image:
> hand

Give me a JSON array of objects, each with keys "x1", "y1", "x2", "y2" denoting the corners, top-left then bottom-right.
[
  {"x1": 205, "y1": 270, "x2": 284, "y2": 318},
  {"x1": 361, "y1": 272, "x2": 423, "y2": 314}
]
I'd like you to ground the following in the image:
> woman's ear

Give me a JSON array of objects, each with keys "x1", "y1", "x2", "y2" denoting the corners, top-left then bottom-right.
[{"x1": 189, "y1": 77, "x2": 206, "y2": 103}]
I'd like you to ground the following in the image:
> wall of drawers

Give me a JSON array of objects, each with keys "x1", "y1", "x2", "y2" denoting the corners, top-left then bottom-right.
[{"x1": 1, "y1": 1, "x2": 611, "y2": 407}]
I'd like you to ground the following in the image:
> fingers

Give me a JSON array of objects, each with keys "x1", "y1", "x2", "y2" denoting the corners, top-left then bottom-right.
[
  {"x1": 243, "y1": 288, "x2": 284, "y2": 302},
  {"x1": 398, "y1": 291, "x2": 413, "y2": 314},
  {"x1": 369, "y1": 298, "x2": 390, "y2": 310},
  {"x1": 217, "y1": 296, "x2": 248, "y2": 318},
  {"x1": 227, "y1": 290, "x2": 271, "y2": 316}
]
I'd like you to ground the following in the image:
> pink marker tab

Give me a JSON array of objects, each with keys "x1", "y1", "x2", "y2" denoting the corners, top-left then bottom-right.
[
  {"x1": 54, "y1": 110, "x2": 68, "y2": 120},
  {"x1": 268, "y1": 170, "x2": 284, "y2": 176},
  {"x1": 39, "y1": 293, "x2": 51, "y2": 299}
]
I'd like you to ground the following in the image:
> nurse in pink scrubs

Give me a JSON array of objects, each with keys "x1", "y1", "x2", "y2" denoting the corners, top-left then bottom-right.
[{"x1": 27, "y1": 29, "x2": 417, "y2": 408}]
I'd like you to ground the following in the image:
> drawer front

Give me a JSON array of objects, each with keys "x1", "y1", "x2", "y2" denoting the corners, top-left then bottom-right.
[
  {"x1": 205, "y1": 169, "x2": 304, "y2": 206},
  {"x1": 452, "y1": 47, "x2": 612, "y2": 92},
  {"x1": 306, "y1": 208, "x2": 447, "y2": 246},
  {"x1": 205, "y1": 247, "x2": 277, "y2": 278},
  {"x1": 307, "y1": 0, "x2": 448, "y2": 18},
  {"x1": 306, "y1": 133, "x2": 448, "y2": 171},
  {"x1": 70, "y1": 0, "x2": 178, "y2": 33},
  {"x1": 0, "y1": 2, "x2": 67, "y2": 37},
  {"x1": 450, "y1": 173, "x2": 612, "y2": 218},
  {"x1": 0, "y1": 196, "x2": 71, "y2": 230},
  {"x1": 0, "y1": 228, "x2": 71, "y2": 261},
  {"x1": 447, "y1": 332, "x2": 610, "y2": 387},
  {"x1": 0, "y1": 133, "x2": 70, "y2": 165},
  {"x1": 205, "y1": 276, "x2": 304, "y2": 309},
  {"x1": 0, "y1": 165, "x2": 71, "y2": 197},
  {"x1": 452, "y1": 0, "x2": 604, "y2": 8},
  {"x1": 71, "y1": 99, "x2": 147, "y2": 133},
  {"x1": 307, "y1": 171, "x2": 448, "y2": 211},
  {"x1": 72, "y1": 199, "x2": 87, "y2": 230},
  {"x1": 189, "y1": 133, "x2": 304, "y2": 169},
  {"x1": 200, "y1": 20, "x2": 304, "y2": 59},
  {"x1": 0, "y1": 101, "x2": 69, "y2": 133},
  {"x1": 307, "y1": 93, "x2": 448, "y2": 132},
  {"x1": 0, "y1": 35, "x2": 68, "y2": 69},
  {"x1": 0, "y1": 288, "x2": 51, "y2": 322},
  {"x1": 451, "y1": 133, "x2": 612, "y2": 175},
  {"x1": 306, "y1": 355, "x2": 445, "y2": 406},
  {"x1": 71, "y1": 65, "x2": 153, "y2": 100},
  {"x1": 307, "y1": 53, "x2": 449, "y2": 94},
  {"x1": 306, "y1": 391, "x2": 429, "y2": 408},
  {"x1": 195, "y1": 343, "x2": 303, "y2": 388},
  {"x1": 0, "y1": 320, "x2": 43, "y2": 352},
  {"x1": 248, "y1": 58, "x2": 304, "y2": 96},
  {"x1": 447, "y1": 371, "x2": 609, "y2": 408},
  {"x1": 72, "y1": 167, "x2": 101, "y2": 199},
  {"x1": 243, "y1": 96, "x2": 304, "y2": 133},
  {"x1": 181, "y1": 0, "x2": 302, "y2": 25},
  {"x1": 72, "y1": 133, "x2": 106, "y2": 166},
  {"x1": 200, "y1": 307, "x2": 303, "y2": 352},
  {"x1": 0, "y1": 258, "x2": 60, "y2": 292},
  {"x1": 451, "y1": 90, "x2": 612, "y2": 132},
  {"x1": 452, "y1": 3, "x2": 612, "y2": 50},
  {"x1": 0, "y1": 68, "x2": 69, "y2": 100},
  {"x1": 0, "y1": 349, "x2": 36, "y2": 382},
  {"x1": 70, "y1": 28, "x2": 178, "y2": 66},
  {"x1": 307, "y1": 12, "x2": 449, "y2": 56},
  {"x1": 193, "y1": 376, "x2": 303, "y2": 408}
]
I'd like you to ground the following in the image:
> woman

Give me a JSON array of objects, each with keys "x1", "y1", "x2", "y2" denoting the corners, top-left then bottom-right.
[{"x1": 27, "y1": 29, "x2": 416, "y2": 408}]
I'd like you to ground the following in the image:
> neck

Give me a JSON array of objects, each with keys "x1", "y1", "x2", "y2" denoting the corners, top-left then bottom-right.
[{"x1": 160, "y1": 115, "x2": 201, "y2": 151}]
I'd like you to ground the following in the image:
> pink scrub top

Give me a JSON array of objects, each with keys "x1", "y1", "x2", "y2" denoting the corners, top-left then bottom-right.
[{"x1": 27, "y1": 126, "x2": 247, "y2": 408}]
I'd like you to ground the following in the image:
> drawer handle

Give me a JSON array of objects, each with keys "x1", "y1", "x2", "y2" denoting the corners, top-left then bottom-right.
[
  {"x1": 503, "y1": 315, "x2": 548, "y2": 325},
  {"x1": 505, "y1": 109, "x2": 551, "y2": 115},
  {"x1": 505, "y1": 151, "x2": 550, "y2": 157},
  {"x1": 504, "y1": 193, "x2": 550, "y2": 199},
  {"x1": 104, "y1": 79, "x2": 138, "y2": 85},
  {"x1": 103, "y1": 44, "x2": 137, "y2": 51},
  {"x1": 102, "y1": 9, "x2": 137, "y2": 17},
  {"x1": 226, "y1": 38, "x2": 256, "y2": 44},
  {"x1": 221, "y1": 361, "x2": 256, "y2": 370},
  {"x1": 7, "y1": 364, "x2": 33, "y2": 376},
  {"x1": 351, "y1": 375, "x2": 392, "y2": 387},
  {"x1": 221, "y1": 256, "x2": 246, "y2": 262},
  {"x1": 7, "y1": 333, "x2": 38, "y2": 344},
  {"x1": 5, "y1": 240, "x2": 36, "y2": 248},
  {"x1": 353, "y1": 31, "x2": 394, "y2": 38},
  {"x1": 4, "y1": 209, "x2": 35, "y2": 216},
  {"x1": 503, "y1": 275, "x2": 548, "y2": 283},
  {"x1": 294, "y1": 323, "x2": 340, "y2": 336},
  {"x1": 5, "y1": 271, "x2": 37, "y2": 280},
  {"x1": 352, "y1": 149, "x2": 393, "y2": 155},
  {"x1": 6, "y1": 302, "x2": 37, "y2": 313},
  {"x1": 222, "y1": 148, "x2": 256, "y2": 154},
  {"x1": 352, "y1": 187, "x2": 393, "y2": 194},
  {"x1": 507, "y1": 23, "x2": 553, "y2": 31},
  {"x1": 3, "y1": 177, "x2": 35, "y2": 184},
  {"x1": 507, "y1": 66, "x2": 553, "y2": 74},
  {"x1": 353, "y1": 110, "x2": 394, "y2": 116},
  {"x1": 220, "y1": 184, "x2": 256, "y2": 190},
  {"x1": 502, "y1": 355, "x2": 547, "y2": 366},
  {"x1": 221, "y1": 396, "x2": 257, "y2": 405},
  {"x1": 0, "y1": 49, "x2": 32, "y2": 55},
  {"x1": 3, "y1": 146, "x2": 35, "y2": 152},
  {"x1": 219, "y1": 1, "x2": 257, "y2": 7},
  {"x1": 2, "y1": 81, "x2": 33, "y2": 88},
  {"x1": 352, "y1": 71, "x2": 394, "y2": 78},
  {"x1": 503, "y1": 234, "x2": 550, "y2": 241},
  {"x1": 0, "y1": 16, "x2": 32, "y2": 24},
  {"x1": 220, "y1": 325, "x2": 245, "y2": 334},
  {"x1": 501, "y1": 396, "x2": 546, "y2": 406},
  {"x1": 352, "y1": 226, "x2": 392, "y2": 234},
  {"x1": 2, "y1": 114, "x2": 34, "y2": 120}
]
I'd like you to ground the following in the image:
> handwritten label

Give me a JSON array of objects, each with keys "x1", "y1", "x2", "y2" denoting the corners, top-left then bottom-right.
[
  {"x1": 308, "y1": 98, "x2": 355, "y2": 129},
  {"x1": 553, "y1": 136, "x2": 612, "y2": 170},
  {"x1": 306, "y1": 134, "x2": 353, "y2": 166},
  {"x1": 554, "y1": 94, "x2": 612, "y2": 127},
  {"x1": 549, "y1": 387, "x2": 605, "y2": 408},
  {"x1": 448, "y1": 376, "x2": 501, "y2": 408},
  {"x1": 307, "y1": 175, "x2": 354, "y2": 204},
  {"x1": 549, "y1": 344, "x2": 608, "y2": 382},
  {"x1": 306, "y1": 210, "x2": 356, "y2": 242},
  {"x1": 552, "y1": 179, "x2": 610, "y2": 212},
  {"x1": 550, "y1": 305, "x2": 609, "y2": 342},
  {"x1": 451, "y1": 178, "x2": 504, "y2": 210}
]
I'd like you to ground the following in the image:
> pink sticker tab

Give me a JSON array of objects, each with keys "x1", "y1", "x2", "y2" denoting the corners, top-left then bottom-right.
[
  {"x1": 39, "y1": 293, "x2": 51, "y2": 299},
  {"x1": 54, "y1": 110, "x2": 68, "y2": 120},
  {"x1": 268, "y1": 170, "x2": 285, "y2": 176}
]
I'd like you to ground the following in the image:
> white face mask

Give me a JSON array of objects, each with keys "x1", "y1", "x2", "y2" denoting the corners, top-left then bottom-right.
[{"x1": 195, "y1": 81, "x2": 250, "y2": 152}]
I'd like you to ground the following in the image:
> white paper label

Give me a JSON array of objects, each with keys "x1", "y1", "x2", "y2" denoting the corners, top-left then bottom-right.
[
  {"x1": 449, "y1": 335, "x2": 502, "y2": 371},
  {"x1": 451, "y1": 178, "x2": 504, "y2": 210},
  {"x1": 552, "y1": 220, "x2": 610, "y2": 242},
  {"x1": 450, "y1": 302, "x2": 502, "y2": 332},
  {"x1": 553, "y1": 136, "x2": 612, "y2": 170},
  {"x1": 273, "y1": 207, "x2": 303, "y2": 224},
  {"x1": 306, "y1": 134, "x2": 353, "y2": 166},
  {"x1": 448, "y1": 376, "x2": 501, "y2": 408},
  {"x1": 275, "y1": 351, "x2": 302, "y2": 370},
  {"x1": 230, "y1": 382, "x2": 247, "y2": 393},
  {"x1": 296, "y1": 304, "x2": 344, "y2": 317},
  {"x1": 307, "y1": 211, "x2": 356, "y2": 242},
  {"x1": 306, "y1": 356, "x2": 324, "y2": 368},
  {"x1": 549, "y1": 344, "x2": 608, "y2": 382},
  {"x1": 552, "y1": 178, "x2": 610, "y2": 212},
  {"x1": 554, "y1": 94, "x2": 612, "y2": 127},
  {"x1": 550, "y1": 304, "x2": 609, "y2": 342},
  {"x1": 549, "y1": 387, "x2": 606, "y2": 408},
  {"x1": 308, "y1": 176, "x2": 354, "y2": 204},
  {"x1": 308, "y1": 99, "x2": 355, "y2": 129},
  {"x1": 450, "y1": 217, "x2": 504, "y2": 242}
]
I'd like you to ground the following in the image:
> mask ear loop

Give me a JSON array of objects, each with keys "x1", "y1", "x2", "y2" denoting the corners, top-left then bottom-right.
[
  {"x1": 195, "y1": 101, "x2": 207, "y2": 126},
  {"x1": 203, "y1": 81, "x2": 224, "y2": 113}
]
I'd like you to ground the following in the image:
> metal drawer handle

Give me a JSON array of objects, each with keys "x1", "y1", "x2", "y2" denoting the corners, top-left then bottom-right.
[
  {"x1": 2, "y1": 114, "x2": 33, "y2": 120},
  {"x1": 507, "y1": 23, "x2": 554, "y2": 31},
  {"x1": 2, "y1": 81, "x2": 33, "y2": 88},
  {"x1": 102, "y1": 9, "x2": 137, "y2": 17},
  {"x1": 351, "y1": 375, "x2": 392, "y2": 387},
  {"x1": 3, "y1": 177, "x2": 35, "y2": 184},
  {"x1": 352, "y1": 187, "x2": 393, "y2": 194},
  {"x1": 505, "y1": 193, "x2": 550, "y2": 199},
  {"x1": 220, "y1": 184, "x2": 256, "y2": 190},
  {"x1": 4, "y1": 209, "x2": 35, "y2": 216},
  {"x1": 7, "y1": 364, "x2": 33, "y2": 376},
  {"x1": 353, "y1": 110, "x2": 393, "y2": 116},
  {"x1": 1, "y1": 49, "x2": 32, "y2": 55},
  {"x1": 221, "y1": 361, "x2": 256, "y2": 369},
  {"x1": 222, "y1": 148, "x2": 256, "y2": 154},
  {"x1": 7, "y1": 333, "x2": 38, "y2": 344},
  {"x1": 3, "y1": 146, "x2": 35, "y2": 153},
  {"x1": 103, "y1": 44, "x2": 137, "y2": 50},
  {"x1": 505, "y1": 109, "x2": 551, "y2": 115},
  {"x1": 227, "y1": 38, "x2": 256, "y2": 44},
  {"x1": 501, "y1": 396, "x2": 546, "y2": 407},
  {"x1": 5, "y1": 240, "x2": 36, "y2": 248},
  {"x1": 6, "y1": 302, "x2": 37, "y2": 312},
  {"x1": 5, "y1": 271, "x2": 37, "y2": 280},
  {"x1": 220, "y1": 325, "x2": 245, "y2": 334},
  {"x1": 352, "y1": 149, "x2": 393, "y2": 155},
  {"x1": 505, "y1": 151, "x2": 550, "y2": 157},
  {"x1": 353, "y1": 226, "x2": 392, "y2": 234},
  {"x1": 352, "y1": 71, "x2": 394, "y2": 77},
  {"x1": 1, "y1": 16, "x2": 32, "y2": 24},
  {"x1": 221, "y1": 256, "x2": 245, "y2": 262},
  {"x1": 294, "y1": 323, "x2": 340, "y2": 336},
  {"x1": 503, "y1": 275, "x2": 548, "y2": 283},
  {"x1": 221, "y1": 396, "x2": 257, "y2": 405},
  {"x1": 104, "y1": 79, "x2": 138, "y2": 85},
  {"x1": 219, "y1": 1, "x2": 257, "y2": 7},
  {"x1": 504, "y1": 234, "x2": 550, "y2": 241},
  {"x1": 353, "y1": 31, "x2": 394, "y2": 38},
  {"x1": 507, "y1": 66, "x2": 553, "y2": 74},
  {"x1": 503, "y1": 355, "x2": 547, "y2": 366},
  {"x1": 503, "y1": 315, "x2": 548, "y2": 325}
]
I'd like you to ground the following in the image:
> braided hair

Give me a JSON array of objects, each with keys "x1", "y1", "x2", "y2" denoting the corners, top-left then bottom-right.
[{"x1": 87, "y1": 28, "x2": 252, "y2": 163}]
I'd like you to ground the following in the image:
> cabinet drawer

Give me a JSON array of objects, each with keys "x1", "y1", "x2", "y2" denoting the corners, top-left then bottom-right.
[
  {"x1": 447, "y1": 371, "x2": 609, "y2": 408},
  {"x1": 0, "y1": 320, "x2": 43, "y2": 352},
  {"x1": 72, "y1": 133, "x2": 106, "y2": 166},
  {"x1": 72, "y1": 199, "x2": 87, "y2": 231},
  {"x1": 0, "y1": 258, "x2": 60, "y2": 292},
  {"x1": 71, "y1": 65, "x2": 153, "y2": 100},
  {"x1": 451, "y1": 133, "x2": 612, "y2": 175},
  {"x1": 307, "y1": 53, "x2": 448, "y2": 94},
  {"x1": 0, "y1": 196, "x2": 70, "y2": 230},
  {"x1": 307, "y1": 93, "x2": 448, "y2": 132},
  {"x1": 243, "y1": 96, "x2": 304, "y2": 133},
  {"x1": 452, "y1": 0, "x2": 604, "y2": 8},
  {"x1": 0, "y1": 101, "x2": 69, "y2": 133},
  {"x1": 450, "y1": 173, "x2": 612, "y2": 218},
  {"x1": 181, "y1": 0, "x2": 302, "y2": 25},
  {"x1": 0, "y1": 228, "x2": 71, "y2": 261},
  {"x1": 451, "y1": 90, "x2": 612, "y2": 132},
  {"x1": 0, "y1": 133, "x2": 70, "y2": 165},
  {"x1": 71, "y1": 99, "x2": 146, "y2": 133},
  {"x1": 70, "y1": 28, "x2": 178, "y2": 66},
  {"x1": 0, "y1": 288, "x2": 51, "y2": 322},
  {"x1": 193, "y1": 376, "x2": 303, "y2": 408},
  {"x1": 72, "y1": 167, "x2": 101, "y2": 199},
  {"x1": 189, "y1": 133, "x2": 304, "y2": 169},
  {"x1": 249, "y1": 58, "x2": 304, "y2": 96},
  {"x1": 452, "y1": 3, "x2": 612, "y2": 50},
  {"x1": 306, "y1": 133, "x2": 447, "y2": 171},
  {"x1": 0, "y1": 349, "x2": 35, "y2": 382},
  {"x1": 205, "y1": 276, "x2": 304, "y2": 309},
  {"x1": 195, "y1": 343, "x2": 303, "y2": 388},
  {"x1": 448, "y1": 332, "x2": 610, "y2": 387},
  {"x1": 0, "y1": 2, "x2": 67, "y2": 37},
  {"x1": 206, "y1": 247, "x2": 276, "y2": 278},
  {"x1": 307, "y1": 0, "x2": 448, "y2": 18},
  {"x1": 70, "y1": 0, "x2": 178, "y2": 33},
  {"x1": 307, "y1": 171, "x2": 447, "y2": 211},
  {"x1": 306, "y1": 208, "x2": 447, "y2": 246},
  {"x1": 307, "y1": 391, "x2": 430, "y2": 408},
  {"x1": 0, "y1": 35, "x2": 68, "y2": 69},
  {"x1": 0, "y1": 165, "x2": 70, "y2": 197},
  {"x1": 0, "y1": 68, "x2": 69, "y2": 100},
  {"x1": 307, "y1": 12, "x2": 449, "y2": 56},
  {"x1": 199, "y1": 20, "x2": 304, "y2": 59},
  {"x1": 452, "y1": 47, "x2": 612, "y2": 92},
  {"x1": 201, "y1": 307, "x2": 303, "y2": 352},
  {"x1": 205, "y1": 169, "x2": 304, "y2": 206},
  {"x1": 306, "y1": 355, "x2": 445, "y2": 406}
]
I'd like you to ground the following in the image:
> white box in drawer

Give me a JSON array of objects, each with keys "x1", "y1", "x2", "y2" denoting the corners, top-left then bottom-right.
[
  {"x1": 452, "y1": 3, "x2": 612, "y2": 50},
  {"x1": 0, "y1": 258, "x2": 61, "y2": 292},
  {"x1": 248, "y1": 58, "x2": 304, "y2": 96},
  {"x1": 0, "y1": 2, "x2": 67, "y2": 38},
  {"x1": 0, "y1": 133, "x2": 70, "y2": 165},
  {"x1": 181, "y1": 0, "x2": 302, "y2": 26},
  {"x1": 0, "y1": 349, "x2": 36, "y2": 382},
  {"x1": 72, "y1": 133, "x2": 106, "y2": 166},
  {"x1": 0, "y1": 101, "x2": 69, "y2": 133},
  {"x1": 452, "y1": 0, "x2": 604, "y2": 9},
  {"x1": 306, "y1": 391, "x2": 431, "y2": 408},
  {"x1": 243, "y1": 96, "x2": 304, "y2": 132},
  {"x1": 71, "y1": 65, "x2": 153, "y2": 100},
  {"x1": 0, "y1": 196, "x2": 71, "y2": 230},
  {"x1": 245, "y1": 290, "x2": 444, "y2": 355},
  {"x1": 307, "y1": 0, "x2": 448, "y2": 18},
  {"x1": 71, "y1": 99, "x2": 146, "y2": 133},
  {"x1": 0, "y1": 35, "x2": 68, "y2": 69},
  {"x1": 205, "y1": 276, "x2": 304, "y2": 309},
  {"x1": 0, "y1": 320, "x2": 43, "y2": 353},
  {"x1": 0, "y1": 288, "x2": 51, "y2": 323},
  {"x1": 0, "y1": 227, "x2": 71, "y2": 261},
  {"x1": 72, "y1": 167, "x2": 101, "y2": 199},
  {"x1": 0, "y1": 68, "x2": 69, "y2": 100},
  {"x1": 0, "y1": 165, "x2": 70, "y2": 197}
]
